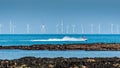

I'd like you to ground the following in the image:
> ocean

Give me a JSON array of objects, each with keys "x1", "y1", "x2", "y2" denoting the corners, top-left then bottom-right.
[
  {"x1": 0, "y1": 50, "x2": 120, "y2": 60},
  {"x1": 0, "y1": 34, "x2": 120, "y2": 59},
  {"x1": 0, "y1": 34, "x2": 120, "y2": 46}
]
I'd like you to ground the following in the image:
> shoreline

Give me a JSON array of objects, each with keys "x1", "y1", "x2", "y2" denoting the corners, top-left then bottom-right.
[
  {"x1": 0, "y1": 57, "x2": 119, "y2": 68},
  {"x1": 0, "y1": 43, "x2": 120, "y2": 50}
]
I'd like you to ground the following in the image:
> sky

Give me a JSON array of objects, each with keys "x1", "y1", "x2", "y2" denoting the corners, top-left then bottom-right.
[{"x1": 0, "y1": 0, "x2": 120, "y2": 34}]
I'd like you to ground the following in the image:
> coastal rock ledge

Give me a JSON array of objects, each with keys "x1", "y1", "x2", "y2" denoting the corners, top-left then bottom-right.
[
  {"x1": 0, "y1": 43, "x2": 120, "y2": 50},
  {"x1": 0, "y1": 57, "x2": 120, "y2": 68}
]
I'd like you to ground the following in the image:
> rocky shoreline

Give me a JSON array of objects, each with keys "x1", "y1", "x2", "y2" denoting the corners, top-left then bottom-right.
[
  {"x1": 0, "y1": 43, "x2": 120, "y2": 50},
  {"x1": 0, "y1": 57, "x2": 120, "y2": 68}
]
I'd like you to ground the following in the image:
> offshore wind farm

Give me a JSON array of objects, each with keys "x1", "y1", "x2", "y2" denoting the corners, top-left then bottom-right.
[
  {"x1": 0, "y1": 20, "x2": 120, "y2": 46},
  {"x1": 0, "y1": 0, "x2": 120, "y2": 68},
  {"x1": 0, "y1": 20, "x2": 120, "y2": 34}
]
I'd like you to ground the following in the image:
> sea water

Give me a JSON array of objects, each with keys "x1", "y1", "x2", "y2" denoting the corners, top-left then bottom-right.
[
  {"x1": 0, "y1": 34, "x2": 120, "y2": 59},
  {"x1": 0, "y1": 50, "x2": 120, "y2": 60},
  {"x1": 0, "y1": 34, "x2": 120, "y2": 46}
]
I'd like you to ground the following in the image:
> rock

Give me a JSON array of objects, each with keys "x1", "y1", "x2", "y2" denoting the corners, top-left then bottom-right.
[
  {"x1": 0, "y1": 43, "x2": 120, "y2": 50},
  {"x1": 0, "y1": 57, "x2": 119, "y2": 68}
]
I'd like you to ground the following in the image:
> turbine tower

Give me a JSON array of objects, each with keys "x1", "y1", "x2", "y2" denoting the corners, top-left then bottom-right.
[
  {"x1": 61, "y1": 20, "x2": 63, "y2": 34},
  {"x1": 9, "y1": 20, "x2": 15, "y2": 34},
  {"x1": 81, "y1": 24, "x2": 84, "y2": 34},
  {"x1": 27, "y1": 24, "x2": 30, "y2": 34},
  {"x1": 117, "y1": 25, "x2": 119, "y2": 34},
  {"x1": 12, "y1": 25, "x2": 16, "y2": 34},
  {"x1": 72, "y1": 25, "x2": 75, "y2": 34},
  {"x1": 10, "y1": 20, "x2": 12, "y2": 34},
  {"x1": 41, "y1": 24, "x2": 46, "y2": 34},
  {"x1": 56, "y1": 24, "x2": 59, "y2": 34},
  {"x1": 66, "y1": 25, "x2": 69, "y2": 34},
  {"x1": 91, "y1": 24, "x2": 93, "y2": 34},
  {"x1": 0, "y1": 24, "x2": 2, "y2": 34},
  {"x1": 98, "y1": 24, "x2": 101, "y2": 34},
  {"x1": 111, "y1": 24, "x2": 113, "y2": 34}
]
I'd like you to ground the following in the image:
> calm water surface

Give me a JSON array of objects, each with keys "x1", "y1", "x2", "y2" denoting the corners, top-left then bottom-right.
[{"x1": 0, "y1": 50, "x2": 120, "y2": 60}]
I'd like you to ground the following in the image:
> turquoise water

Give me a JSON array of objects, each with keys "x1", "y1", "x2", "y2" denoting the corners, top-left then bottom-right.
[
  {"x1": 0, "y1": 50, "x2": 120, "y2": 60},
  {"x1": 0, "y1": 34, "x2": 120, "y2": 45},
  {"x1": 0, "y1": 34, "x2": 120, "y2": 60}
]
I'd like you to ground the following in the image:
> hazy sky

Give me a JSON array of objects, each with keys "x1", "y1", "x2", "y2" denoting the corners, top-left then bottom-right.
[{"x1": 0, "y1": 0, "x2": 120, "y2": 34}]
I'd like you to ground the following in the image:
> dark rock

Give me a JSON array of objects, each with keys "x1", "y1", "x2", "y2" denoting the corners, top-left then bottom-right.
[
  {"x1": 0, "y1": 57, "x2": 120, "y2": 68},
  {"x1": 1, "y1": 43, "x2": 120, "y2": 50}
]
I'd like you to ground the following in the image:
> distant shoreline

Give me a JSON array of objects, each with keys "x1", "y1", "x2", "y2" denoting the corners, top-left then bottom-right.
[{"x1": 0, "y1": 43, "x2": 120, "y2": 50}]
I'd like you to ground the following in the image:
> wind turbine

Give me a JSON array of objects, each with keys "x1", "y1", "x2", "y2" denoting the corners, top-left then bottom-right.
[
  {"x1": 81, "y1": 24, "x2": 84, "y2": 34},
  {"x1": 0, "y1": 24, "x2": 2, "y2": 34},
  {"x1": 72, "y1": 25, "x2": 75, "y2": 34},
  {"x1": 66, "y1": 25, "x2": 69, "y2": 34},
  {"x1": 91, "y1": 24, "x2": 93, "y2": 34},
  {"x1": 117, "y1": 25, "x2": 119, "y2": 34},
  {"x1": 27, "y1": 24, "x2": 30, "y2": 34},
  {"x1": 41, "y1": 24, "x2": 46, "y2": 34},
  {"x1": 98, "y1": 24, "x2": 101, "y2": 34},
  {"x1": 9, "y1": 20, "x2": 15, "y2": 34},
  {"x1": 10, "y1": 20, "x2": 12, "y2": 34},
  {"x1": 56, "y1": 24, "x2": 59, "y2": 34},
  {"x1": 12, "y1": 25, "x2": 16, "y2": 34},
  {"x1": 61, "y1": 20, "x2": 63, "y2": 34},
  {"x1": 111, "y1": 24, "x2": 113, "y2": 34}
]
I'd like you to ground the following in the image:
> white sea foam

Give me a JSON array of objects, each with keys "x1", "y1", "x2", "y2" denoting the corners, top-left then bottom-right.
[{"x1": 31, "y1": 36, "x2": 87, "y2": 42}]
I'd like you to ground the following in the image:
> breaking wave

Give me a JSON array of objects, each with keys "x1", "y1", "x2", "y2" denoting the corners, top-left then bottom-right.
[{"x1": 31, "y1": 36, "x2": 87, "y2": 42}]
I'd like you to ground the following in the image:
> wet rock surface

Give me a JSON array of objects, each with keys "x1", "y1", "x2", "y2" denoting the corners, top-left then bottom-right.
[
  {"x1": 0, "y1": 57, "x2": 120, "y2": 68},
  {"x1": 0, "y1": 43, "x2": 120, "y2": 50}
]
